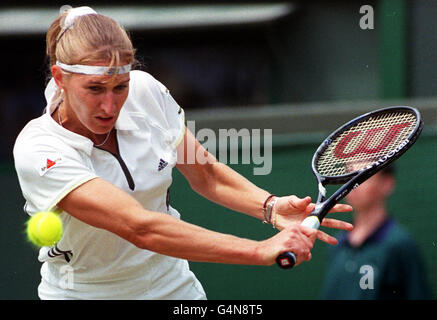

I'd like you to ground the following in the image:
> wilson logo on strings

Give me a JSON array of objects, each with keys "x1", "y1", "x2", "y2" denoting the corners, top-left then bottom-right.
[{"x1": 334, "y1": 122, "x2": 410, "y2": 159}]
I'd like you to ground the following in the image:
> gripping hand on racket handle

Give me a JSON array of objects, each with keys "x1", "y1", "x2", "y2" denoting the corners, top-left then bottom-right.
[
  {"x1": 276, "y1": 215, "x2": 322, "y2": 268},
  {"x1": 261, "y1": 224, "x2": 316, "y2": 267},
  {"x1": 265, "y1": 195, "x2": 353, "y2": 268}
]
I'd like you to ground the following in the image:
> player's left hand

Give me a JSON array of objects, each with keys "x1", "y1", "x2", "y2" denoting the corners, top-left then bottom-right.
[{"x1": 272, "y1": 195, "x2": 353, "y2": 245}]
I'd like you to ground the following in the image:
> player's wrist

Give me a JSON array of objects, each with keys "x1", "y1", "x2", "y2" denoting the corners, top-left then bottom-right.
[
  {"x1": 253, "y1": 239, "x2": 276, "y2": 266},
  {"x1": 262, "y1": 194, "x2": 279, "y2": 227}
]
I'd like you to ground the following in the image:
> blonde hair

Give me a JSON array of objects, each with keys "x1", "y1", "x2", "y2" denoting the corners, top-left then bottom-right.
[{"x1": 46, "y1": 10, "x2": 136, "y2": 73}]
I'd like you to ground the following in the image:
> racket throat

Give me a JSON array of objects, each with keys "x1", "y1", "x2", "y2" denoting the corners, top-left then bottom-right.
[{"x1": 318, "y1": 182, "x2": 327, "y2": 199}]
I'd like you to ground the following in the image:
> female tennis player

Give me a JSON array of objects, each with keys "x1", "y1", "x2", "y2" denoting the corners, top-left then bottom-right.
[{"x1": 13, "y1": 7, "x2": 352, "y2": 299}]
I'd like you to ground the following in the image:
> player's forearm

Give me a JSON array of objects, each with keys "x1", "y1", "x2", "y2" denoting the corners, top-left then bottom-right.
[
  {"x1": 189, "y1": 161, "x2": 271, "y2": 221},
  {"x1": 130, "y1": 209, "x2": 267, "y2": 265},
  {"x1": 177, "y1": 129, "x2": 271, "y2": 221}
]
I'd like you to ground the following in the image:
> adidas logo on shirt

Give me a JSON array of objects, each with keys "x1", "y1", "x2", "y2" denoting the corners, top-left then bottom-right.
[{"x1": 158, "y1": 158, "x2": 168, "y2": 171}]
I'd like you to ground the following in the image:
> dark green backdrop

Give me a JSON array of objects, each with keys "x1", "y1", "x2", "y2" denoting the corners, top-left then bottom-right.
[{"x1": 1, "y1": 134, "x2": 436, "y2": 299}]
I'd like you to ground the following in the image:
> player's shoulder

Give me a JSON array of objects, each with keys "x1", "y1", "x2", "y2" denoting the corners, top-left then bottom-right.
[
  {"x1": 14, "y1": 115, "x2": 72, "y2": 160},
  {"x1": 130, "y1": 70, "x2": 167, "y2": 92},
  {"x1": 129, "y1": 69, "x2": 154, "y2": 83},
  {"x1": 125, "y1": 70, "x2": 172, "y2": 116},
  {"x1": 130, "y1": 70, "x2": 165, "y2": 88},
  {"x1": 14, "y1": 116, "x2": 47, "y2": 149}
]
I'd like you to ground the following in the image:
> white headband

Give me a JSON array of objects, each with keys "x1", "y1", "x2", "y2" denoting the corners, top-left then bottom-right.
[{"x1": 56, "y1": 61, "x2": 131, "y2": 75}]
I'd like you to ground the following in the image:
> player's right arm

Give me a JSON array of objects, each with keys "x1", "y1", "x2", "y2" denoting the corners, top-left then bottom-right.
[{"x1": 57, "y1": 177, "x2": 315, "y2": 266}]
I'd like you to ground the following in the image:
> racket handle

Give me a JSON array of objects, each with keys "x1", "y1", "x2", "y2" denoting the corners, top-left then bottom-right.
[
  {"x1": 276, "y1": 252, "x2": 297, "y2": 269},
  {"x1": 276, "y1": 216, "x2": 321, "y2": 269}
]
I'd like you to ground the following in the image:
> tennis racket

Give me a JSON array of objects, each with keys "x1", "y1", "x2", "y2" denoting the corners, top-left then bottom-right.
[{"x1": 276, "y1": 106, "x2": 423, "y2": 269}]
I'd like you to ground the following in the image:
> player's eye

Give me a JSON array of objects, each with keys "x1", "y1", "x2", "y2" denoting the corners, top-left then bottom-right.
[
  {"x1": 88, "y1": 86, "x2": 102, "y2": 93},
  {"x1": 114, "y1": 84, "x2": 128, "y2": 92}
]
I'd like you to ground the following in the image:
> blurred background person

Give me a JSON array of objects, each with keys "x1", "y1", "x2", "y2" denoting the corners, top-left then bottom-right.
[{"x1": 321, "y1": 165, "x2": 430, "y2": 299}]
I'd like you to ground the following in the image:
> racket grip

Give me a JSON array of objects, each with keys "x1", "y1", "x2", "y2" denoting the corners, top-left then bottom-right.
[
  {"x1": 276, "y1": 216, "x2": 321, "y2": 269},
  {"x1": 276, "y1": 252, "x2": 297, "y2": 269}
]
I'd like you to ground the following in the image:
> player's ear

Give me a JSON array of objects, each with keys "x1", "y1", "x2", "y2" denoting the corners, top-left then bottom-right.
[{"x1": 51, "y1": 65, "x2": 65, "y2": 90}]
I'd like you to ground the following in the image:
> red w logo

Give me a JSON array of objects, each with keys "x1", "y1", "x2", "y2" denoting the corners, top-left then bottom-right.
[{"x1": 334, "y1": 122, "x2": 410, "y2": 159}]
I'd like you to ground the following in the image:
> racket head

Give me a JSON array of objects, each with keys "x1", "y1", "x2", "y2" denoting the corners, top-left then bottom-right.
[
  {"x1": 277, "y1": 106, "x2": 423, "y2": 270},
  {"x1": 311, "y1": 106, "x2": 423, "y2": 185}
]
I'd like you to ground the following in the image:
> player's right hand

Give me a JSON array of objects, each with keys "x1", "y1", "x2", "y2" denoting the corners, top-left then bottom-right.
[{"x1": 257, "y1": 224, "x2": 317, "y2": 266}]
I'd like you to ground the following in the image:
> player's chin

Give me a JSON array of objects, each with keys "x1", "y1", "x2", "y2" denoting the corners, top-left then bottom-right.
[{"x1": 91, "y1": 118, "x2": 117, "y2": 134}]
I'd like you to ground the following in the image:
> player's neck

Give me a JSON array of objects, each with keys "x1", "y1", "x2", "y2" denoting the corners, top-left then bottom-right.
[{"x1": 348, "y1": 205, "x2": 388, "y2": 247}]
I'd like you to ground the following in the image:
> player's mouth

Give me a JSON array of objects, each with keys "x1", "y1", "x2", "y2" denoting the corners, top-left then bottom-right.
[{"x1": 95, "y1": 116, "x2": 115, "y2": 125}]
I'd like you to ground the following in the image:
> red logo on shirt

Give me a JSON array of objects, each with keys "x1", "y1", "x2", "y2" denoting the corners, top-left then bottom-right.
[
  {"x1": 39, "y1": 156, "x2": 62, "y2": 176},
  {"x1": 46, "y1": 159, "x2": 57, "y2": 169}
]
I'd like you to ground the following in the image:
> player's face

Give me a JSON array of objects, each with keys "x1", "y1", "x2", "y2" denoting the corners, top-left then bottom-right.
[{"x1": 63, "y1": 67, "x2": 130, "y2": 136}]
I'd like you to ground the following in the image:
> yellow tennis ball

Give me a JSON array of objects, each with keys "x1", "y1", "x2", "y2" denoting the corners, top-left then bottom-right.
[{"x1": 26, "y1": 211, "x2": 63, "y2": 247}]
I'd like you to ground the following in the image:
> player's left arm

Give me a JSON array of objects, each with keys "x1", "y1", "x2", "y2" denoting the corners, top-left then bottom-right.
[{"x1": 176, "y1": 128, "x2": 352, "y2": 236}]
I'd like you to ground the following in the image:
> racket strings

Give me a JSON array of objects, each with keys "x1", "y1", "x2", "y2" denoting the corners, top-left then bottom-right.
[{"x1": 316, "y1": 111, "x2": 416, "y2": 176}]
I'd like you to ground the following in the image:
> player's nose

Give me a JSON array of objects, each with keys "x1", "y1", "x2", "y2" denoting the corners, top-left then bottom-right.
[{"x1": 100, "y1": 92, "x2": 117, "y2": 115}]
